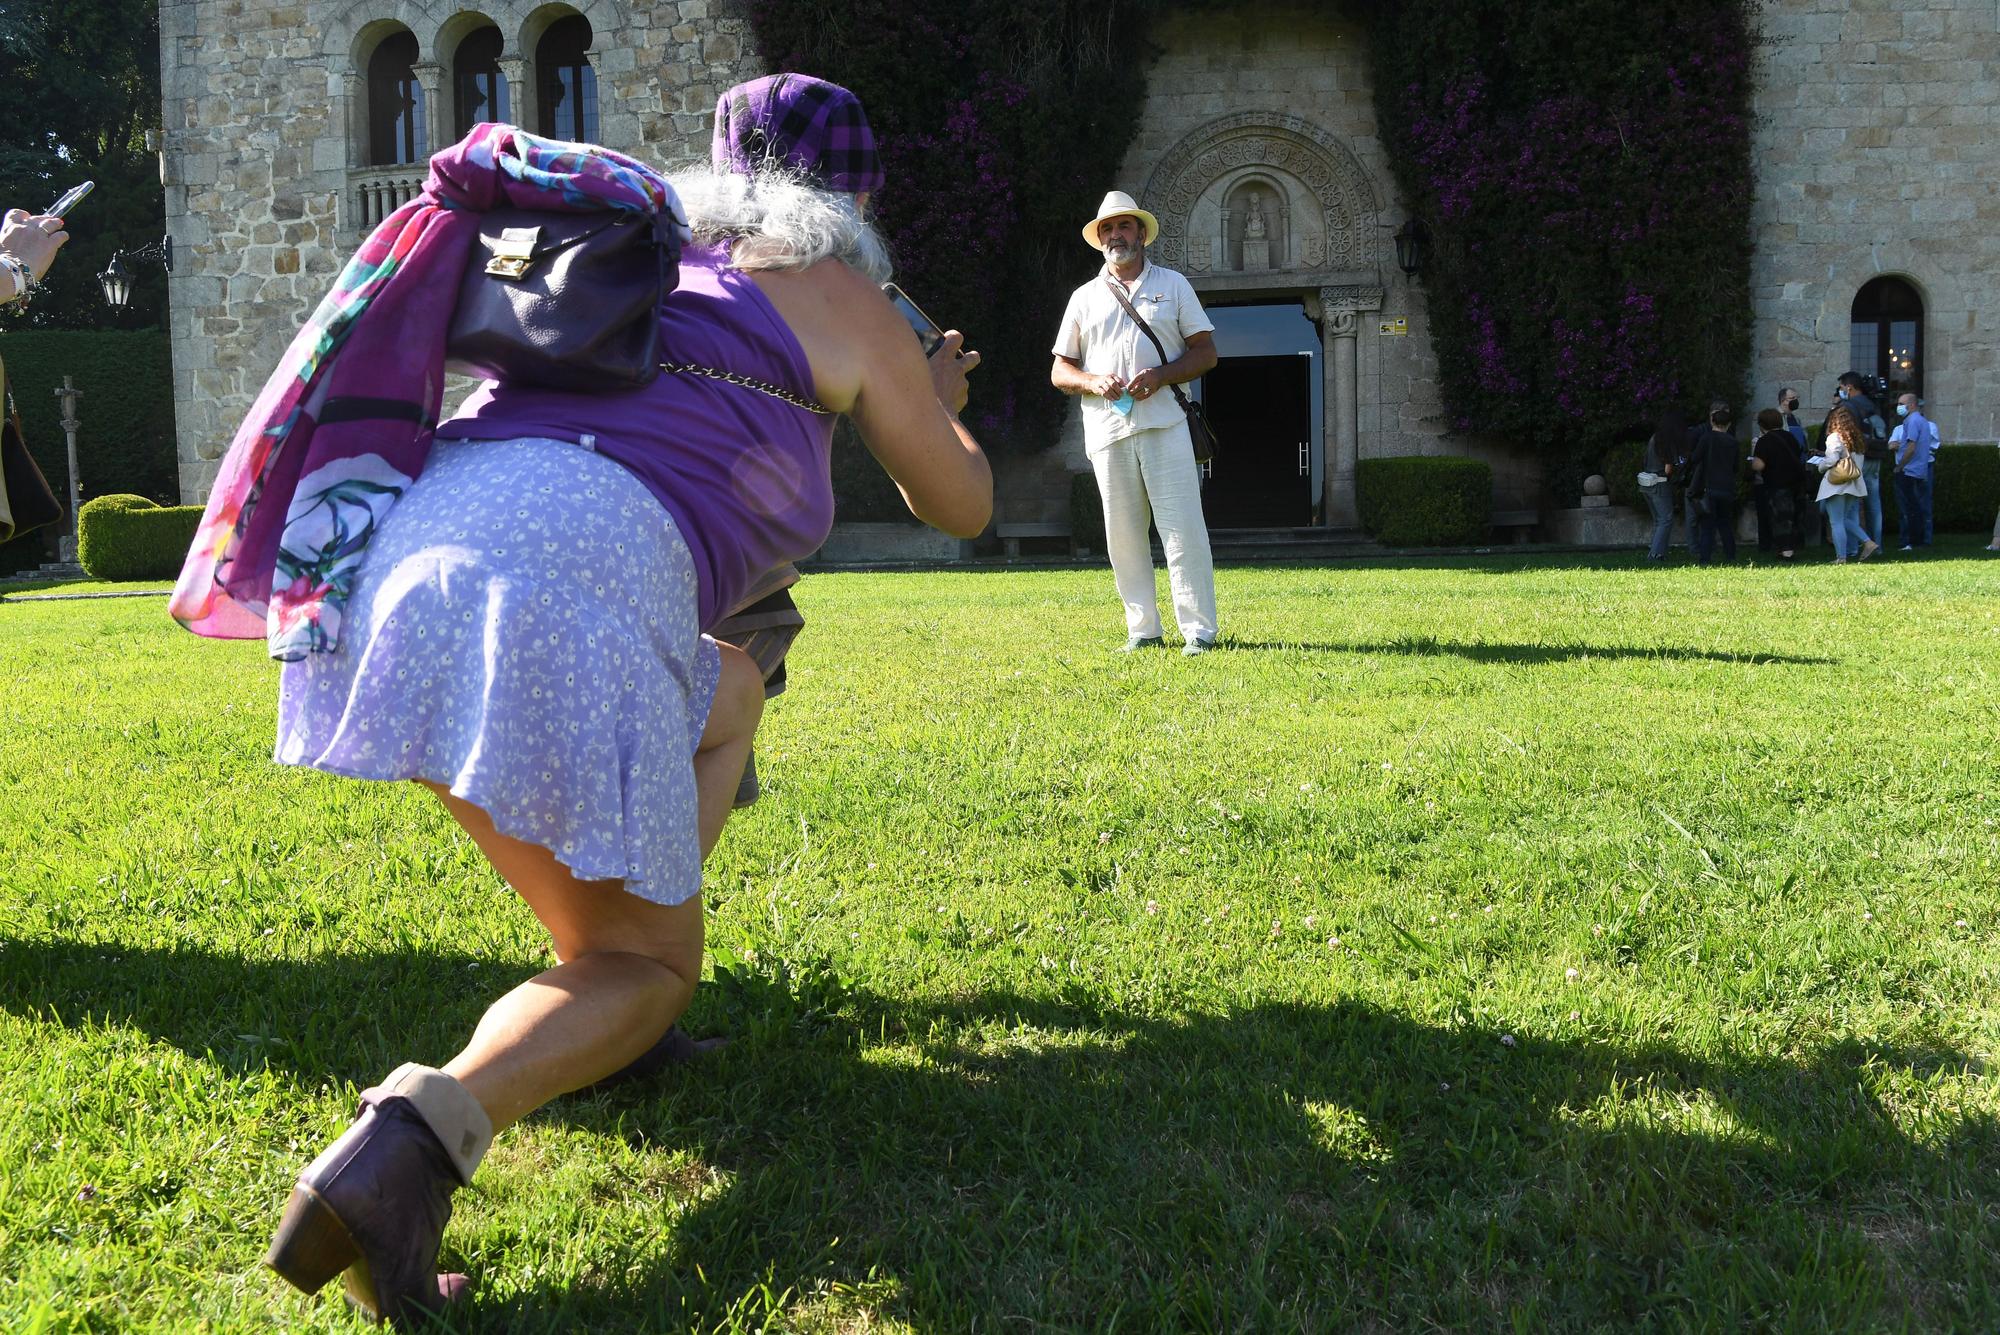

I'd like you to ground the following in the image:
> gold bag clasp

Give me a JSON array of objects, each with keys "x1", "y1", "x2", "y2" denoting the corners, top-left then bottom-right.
[{"x1": 483, "y1": 226, "x2": 542, "y2": 280}]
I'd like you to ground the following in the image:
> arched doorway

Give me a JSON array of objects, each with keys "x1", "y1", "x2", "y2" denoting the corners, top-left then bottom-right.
[{"x1": 1143, "y1": 113, "x2": 1388, "y2": 529}]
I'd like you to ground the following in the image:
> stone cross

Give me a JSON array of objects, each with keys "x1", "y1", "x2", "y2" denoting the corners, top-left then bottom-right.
[{"x1": 54, "y1": 376, "x2": 82, "y2": 559}]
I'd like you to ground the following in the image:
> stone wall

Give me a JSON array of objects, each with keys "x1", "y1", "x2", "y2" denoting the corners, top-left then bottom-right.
[
  {"x1": 158, "y1": 0, "x2": 764, "y2": 501},
  {"x1": 1750, "y1": 0, "x2": 2000, "y2": 442}
]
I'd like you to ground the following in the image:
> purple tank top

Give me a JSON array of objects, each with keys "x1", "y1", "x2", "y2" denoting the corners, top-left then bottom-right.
[{"x1": 437, "y1": 243, "x2": 837, "y2": 629}]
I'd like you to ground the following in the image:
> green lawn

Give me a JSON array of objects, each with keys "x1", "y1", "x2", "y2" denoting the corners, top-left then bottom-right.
[{"x1": 2, "y1": 544, "x2": 1997, "y2": 1331}]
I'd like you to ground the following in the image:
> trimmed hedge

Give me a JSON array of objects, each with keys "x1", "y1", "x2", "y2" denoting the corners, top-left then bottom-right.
[
  {"x1": 2, "y1": 331, "x2": 178, "y2": 507},
  {"x1": 1933, "y1": 444, "x2": 2000, "y2": 531},
  {"x1": 77, "y1": 493, "x2": 200, "y2": 581},
  {"x1": 1357, "y1": 456, "x2": 1493, "y2": 546}
]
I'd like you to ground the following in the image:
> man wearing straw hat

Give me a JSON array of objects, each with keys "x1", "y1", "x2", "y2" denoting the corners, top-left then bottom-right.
[{"x1": 1052, "y1": 190, "x2": 1220, "y2": 654}]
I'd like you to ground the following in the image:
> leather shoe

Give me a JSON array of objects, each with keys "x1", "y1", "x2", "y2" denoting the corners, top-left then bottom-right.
[
  {"x1": 583, "y1": 1024, "x2": 728, "y2": 1092},
  {"x1": 266, "y1": 1090, "x2": 463, "y2": 1327}
]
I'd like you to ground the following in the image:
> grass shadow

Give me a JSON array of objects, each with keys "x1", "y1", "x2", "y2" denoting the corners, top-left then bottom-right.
[
  {"x1": 509, "y1": 983, "x2": 1995, "y2": 1329},
  {"x1": 6, "y1": 940, "x2": 1993, "y2": 1329},
  {"x1": 1221, "y1": 636, "x2": 1836, "y2": 665}
]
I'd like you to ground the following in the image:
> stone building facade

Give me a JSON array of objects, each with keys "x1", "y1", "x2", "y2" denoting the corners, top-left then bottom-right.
[
  {"x1": 158, "y1": 0, "x2": 761, "y2": 499},
  {"x1": 1750, "y1": 0, "x2": 2000, "y2": 445},
  {"x1": 158, "y1": 0, "x2": 1999, "y2": 530}
]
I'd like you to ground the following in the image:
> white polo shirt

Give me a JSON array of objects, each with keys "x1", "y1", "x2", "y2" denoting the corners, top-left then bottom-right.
[{"x1": 1052, "y1": 261, "x2": 1214, "y2": 445}]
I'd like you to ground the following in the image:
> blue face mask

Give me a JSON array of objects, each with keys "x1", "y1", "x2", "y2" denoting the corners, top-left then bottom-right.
[{"x1": 1896, "y1": 404, "x2": 1910, "y2": 417}]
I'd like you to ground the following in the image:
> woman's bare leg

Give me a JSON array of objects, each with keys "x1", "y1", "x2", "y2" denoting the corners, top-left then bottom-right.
[
  {"x1": 423, "y1": 784, "x2": 704, "y2": 1132},
  {"x1": 696, "y1": 641, "x2": 764, "y2": 857}
]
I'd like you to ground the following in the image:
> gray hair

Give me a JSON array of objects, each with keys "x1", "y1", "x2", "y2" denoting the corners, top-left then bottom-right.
[{"x1": 667, "y1": 165, "x2": 892, "y2": 284}]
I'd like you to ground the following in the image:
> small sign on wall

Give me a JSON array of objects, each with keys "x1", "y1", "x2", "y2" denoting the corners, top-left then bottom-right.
[{"x1": 1378, "y1": 318, "x2": 1408, "y2": 336}]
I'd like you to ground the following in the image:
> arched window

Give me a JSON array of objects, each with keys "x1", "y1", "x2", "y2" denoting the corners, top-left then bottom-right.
[
  {"x1": 367, "y1": 31, "x2": 425, "y2": 165},
  {"x1": 536, "y1": 16, "x2": 597, "y2": 143},
  {"x1": 1850, "y1": 276, "x2": 1924, "y2": 398},
  {"x1": 454, "y1": 26, "x2": 509, "y2": 137}
]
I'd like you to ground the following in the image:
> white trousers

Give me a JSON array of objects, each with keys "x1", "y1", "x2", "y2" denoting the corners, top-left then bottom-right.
[{"x1": 1086, "y1": 418, "x2": 1218, "y2": 642}]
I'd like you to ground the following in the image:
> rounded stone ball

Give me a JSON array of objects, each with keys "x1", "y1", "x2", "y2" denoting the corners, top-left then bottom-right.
[{"x1": 1582, "y1": 474, "x2": 1608, "y2": 496}]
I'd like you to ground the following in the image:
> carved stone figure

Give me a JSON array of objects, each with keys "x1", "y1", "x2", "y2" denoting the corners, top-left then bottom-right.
[{"x1": 1241, "y1": 189, "x2": 1272, "y2": 271}]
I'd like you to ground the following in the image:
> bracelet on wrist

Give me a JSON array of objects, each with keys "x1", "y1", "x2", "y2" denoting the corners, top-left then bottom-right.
[{"x1": 0, "y1": 254, "x2": 32, "y2": 308}]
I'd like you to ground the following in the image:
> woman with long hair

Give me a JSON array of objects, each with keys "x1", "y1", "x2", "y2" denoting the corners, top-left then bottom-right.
[{"x1": 1815, "y1": 404, "x2": 1875, "y2": 563}]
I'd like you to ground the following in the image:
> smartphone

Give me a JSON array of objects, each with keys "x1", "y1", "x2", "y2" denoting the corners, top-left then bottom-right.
[
  {"x1": 47, "y1": 181, "x2": 93, "y2": 217},
  {"x1": 881, "y1": 282, "x2": 946, "y2": 357}
]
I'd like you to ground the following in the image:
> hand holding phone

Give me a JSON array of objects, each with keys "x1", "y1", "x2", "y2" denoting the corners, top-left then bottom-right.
[
  {"x1": 882, "y1": 282, "x2": 947, "y2": 357},
  {"x1": 46, "y1": 181, "x2": 93, "y2": 218}
]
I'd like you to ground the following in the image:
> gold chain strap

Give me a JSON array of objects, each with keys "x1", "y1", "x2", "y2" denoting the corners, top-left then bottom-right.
[{"x1": 658, "y1": 362, "x2": 830, "y2": 414}]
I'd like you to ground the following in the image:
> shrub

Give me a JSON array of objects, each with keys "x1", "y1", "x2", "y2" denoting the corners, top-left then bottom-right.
[
  {"x1": 1069, "y1": 469, "x2": 1104, "y2": 555},
  {"x1": 1357, "y1": 456, "x2": 1492, "y2": 546},
  {"x1": 1601, "y1": 440, "x2": 1647, "y2": 507},
  {"x1": 1934, "y1": 444, "x2": 2000, "y2": 532},
  {"x1": 76, "y1": 493, "x2": 200, "y2": 581}
]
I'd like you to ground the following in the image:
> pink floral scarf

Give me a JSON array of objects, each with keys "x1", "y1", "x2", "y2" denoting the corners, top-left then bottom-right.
[{"x1": 169, "y1": 123, "x2": 684, "y2": 660}]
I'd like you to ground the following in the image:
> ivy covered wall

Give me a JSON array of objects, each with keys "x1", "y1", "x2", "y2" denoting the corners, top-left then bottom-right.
[{"x1": 1363, "y1": 0, "x2": 1756, "y2": 474}]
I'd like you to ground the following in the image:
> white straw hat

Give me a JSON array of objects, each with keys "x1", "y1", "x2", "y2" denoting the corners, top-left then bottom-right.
[{"x1": 1081, "y1": 190, "x2": 1160, "y2": 248}]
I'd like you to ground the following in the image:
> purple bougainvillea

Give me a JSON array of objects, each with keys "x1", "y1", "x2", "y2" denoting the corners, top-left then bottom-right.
[
  {"x1": 745, "y1": 0, "x2": 1152, "y2": 517},
  {"x1": 1371, "y1": 0, "x2": 1756, "y2": 474}
]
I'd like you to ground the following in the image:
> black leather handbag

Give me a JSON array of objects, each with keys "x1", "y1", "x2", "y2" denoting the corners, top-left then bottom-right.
[{"x1": 445, "y1": 207, "x2": 679, "y2": 391}]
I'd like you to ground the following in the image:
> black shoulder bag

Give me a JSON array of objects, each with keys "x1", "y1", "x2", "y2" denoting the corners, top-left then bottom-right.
[
  {"x1": 445, "y1": 207, "x2": 680, "y2": 391},
  {"x1": 1102, "y1": 277, "x2": 1218, "y2": 464}
]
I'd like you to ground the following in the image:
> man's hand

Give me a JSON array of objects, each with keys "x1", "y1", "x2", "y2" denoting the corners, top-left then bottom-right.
[
  {"x1": 929, "y1": 331, "x2": 981, "y2": 414},
  {"x1": 1126, "y1": 367, "x2": 1166, "y2": 401},
  {"x1": 1088, "y1": 372, "x2": 1126, "y2": 399}
]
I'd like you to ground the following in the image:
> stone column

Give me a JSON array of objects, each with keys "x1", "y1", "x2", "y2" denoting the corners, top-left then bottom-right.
[
  {"x1": 343, "y1": 71, "x2": 366, "y2": 167},
  {"x1": 498, "y1": 55, "x2": 529, "y2": 133},
  {"x1": 1316, "y1": 285, "x2": 1384, "y2": 528},
  {"x1": 411, "y1": 62, "x2": 446, "y2": 158}
]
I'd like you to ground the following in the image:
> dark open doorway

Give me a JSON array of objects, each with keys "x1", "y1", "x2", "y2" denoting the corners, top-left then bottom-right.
[{"x1": 1197, "y1": 353, "x2": 1314, "y2": 527}]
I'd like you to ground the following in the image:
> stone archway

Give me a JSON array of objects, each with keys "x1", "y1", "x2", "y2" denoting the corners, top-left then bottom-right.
[
  {"x1": 1142, "y1": 112, "x2": 1382, "y2": 278},
  {"x1": 1141, "y1": 113, "x2": 1388, "y2": 527}
]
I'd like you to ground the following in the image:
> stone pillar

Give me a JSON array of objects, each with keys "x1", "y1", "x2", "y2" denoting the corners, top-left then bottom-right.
[
  {"x1": 584, "y1": 47, "x2": 603, "y2": 138},
  {"x1": 498, "y1": 55, "x2": 529, "y2": 133},
  {"x1": 411, "y1": 62, "x2": 445, "y2": 159},
  {"x1": 343, "y1": 71, "x2": 366, "y2": 167},
  {"x1": 1316, "y1": 285, "x2": 1384, "y2": 528}
]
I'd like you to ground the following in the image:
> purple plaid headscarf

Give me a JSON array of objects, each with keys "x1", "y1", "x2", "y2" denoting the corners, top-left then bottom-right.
[{"x1": 711, "y1": 73, "x2": 885, "y2": 194}]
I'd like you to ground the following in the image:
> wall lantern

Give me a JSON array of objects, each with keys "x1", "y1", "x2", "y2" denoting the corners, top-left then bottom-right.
[
  {"x1": 99, "y1": 236, "x2": 174, "y2": 309},
  {"x1": 1394, "y1": 219, "x2": 1429, "y2": 280}
]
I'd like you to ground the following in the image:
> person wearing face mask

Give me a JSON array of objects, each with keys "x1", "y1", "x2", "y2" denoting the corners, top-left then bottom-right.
[{"x1": 1889, "y1": 392, "x2": 1938, "y2": 552}]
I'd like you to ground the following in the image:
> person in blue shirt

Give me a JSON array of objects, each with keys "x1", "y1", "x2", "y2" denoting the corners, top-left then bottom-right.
[{"x1": 1890, "y1": 392, "x2": 1939, "y2": 551}]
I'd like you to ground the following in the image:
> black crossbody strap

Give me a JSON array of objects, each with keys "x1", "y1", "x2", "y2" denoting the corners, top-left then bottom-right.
[{"x1": 1103, "y1": 276, "x2": 1194, "y2": 413}]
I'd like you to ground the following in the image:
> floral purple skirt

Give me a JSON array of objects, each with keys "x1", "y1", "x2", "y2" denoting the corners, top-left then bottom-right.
[{"x1": 275, "y1": 437, "x2": 722, "y2": 906}]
